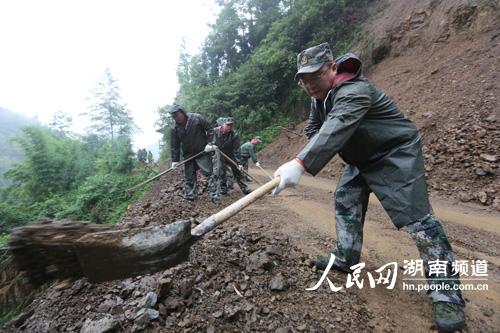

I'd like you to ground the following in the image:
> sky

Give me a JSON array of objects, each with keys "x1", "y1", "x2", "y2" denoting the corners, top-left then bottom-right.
[{"x1": 0, "y1": 0, "x2": 218, "y2": 154}]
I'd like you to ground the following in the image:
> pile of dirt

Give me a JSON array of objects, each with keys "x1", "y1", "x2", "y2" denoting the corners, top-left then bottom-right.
[
  {"x1": 260, "y1": 0, "x2": 500, "y2": 210},
  {"x1": 5, "y1": 169, "x2": 371, "y2": 332}
]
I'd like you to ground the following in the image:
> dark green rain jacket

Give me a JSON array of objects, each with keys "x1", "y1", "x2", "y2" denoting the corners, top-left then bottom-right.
[
  {"x1": 240, "y1": 142, "x2": 258, "y2": 163},
  {"x1": 297, "y1": 53, "x2": 431, "y2": 228},
  {"x1": 171, "y1": 112, "x2": 213, "y2": 162}
]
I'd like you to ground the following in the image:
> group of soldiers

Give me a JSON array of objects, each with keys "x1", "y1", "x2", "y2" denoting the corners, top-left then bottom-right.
[
  {"x1": 169, "y1": 104, "x2": 262, "y2": 204},
  {"x1": 168, "y1": 41, "x2": 466, "y2": 332}
]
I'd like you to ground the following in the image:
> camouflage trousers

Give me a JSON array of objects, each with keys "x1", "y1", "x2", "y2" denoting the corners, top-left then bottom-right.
[
  {"x1": 240, "y1": 157, "x2": 251, "y2": 181},
  {"x1": 183, "y1": 154, "x2": 218, "y2": 201},
  {"x1": 213, "y1": 151, "x2": 249, "y2": 194},
  {"x1": 332, "y1": 173, "x2": 464, "y2": 305}
]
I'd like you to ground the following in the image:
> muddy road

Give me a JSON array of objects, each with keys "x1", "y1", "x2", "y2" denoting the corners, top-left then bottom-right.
[
  {"x1": 247, "y1": 168, "x2": 500, "y2": 332},
  {"x1": 6, "y1": 167, "x2": 498, "y2": 332}
]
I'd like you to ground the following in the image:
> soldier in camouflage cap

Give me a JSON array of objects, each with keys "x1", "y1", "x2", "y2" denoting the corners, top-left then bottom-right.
[
  {"x1": 273, "y1": 42, "x2": 465, "y2": 332},
  {"x1": 295, "y1": 42, "x2": 333, "y2": 79}
]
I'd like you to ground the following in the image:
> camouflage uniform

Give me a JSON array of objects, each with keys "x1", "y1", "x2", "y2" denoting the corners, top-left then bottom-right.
[
  {"x1": 296, "y1": 47, "x2": 464, "y2": 306},
  {"x1": 240, "y1": 141, "x2": 258, "y2": 168},
  {"x1": 212, "y1": 123, "x2": 251, "y2": 195},
  {"x1": 331, "y1": 169, "x2": 463, "y2": 305}
]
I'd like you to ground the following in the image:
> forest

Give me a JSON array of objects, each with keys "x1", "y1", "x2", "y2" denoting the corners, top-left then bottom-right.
[{"x1": 1, "y1": 0, "x2": 369, "y2": 243}]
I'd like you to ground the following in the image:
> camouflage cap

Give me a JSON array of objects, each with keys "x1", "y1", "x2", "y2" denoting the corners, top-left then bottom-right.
[
  {"x1": 224, "y1": 117, "x2": 234, "y2": 124},
  {"x1": 216, "y1": 117, "x2": 226, "y2": 126},
  {"x1": 169, "y1": 103, "x2": 184, "y2": 114},
  {"x1": 295, "y1": 42, "x2": 334, "y2": 80}
]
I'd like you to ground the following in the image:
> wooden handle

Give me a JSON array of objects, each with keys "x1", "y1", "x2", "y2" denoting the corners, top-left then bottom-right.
[
  {"x1": 191, "y1": 177, "x2": 280, "y2": 237},
  {"x1": 126, "y1": 151, "x2": 205, "y2": 193}
]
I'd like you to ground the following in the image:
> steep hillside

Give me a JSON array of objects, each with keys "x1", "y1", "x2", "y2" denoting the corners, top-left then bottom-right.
[{"x1": 261, "y1": 0, "x2": 500, "y2": 209}]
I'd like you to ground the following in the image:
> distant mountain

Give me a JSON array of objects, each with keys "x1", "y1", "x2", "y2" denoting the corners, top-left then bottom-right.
[{"x1": 0, "y1": 107, "x2": 39, "y2": 187}]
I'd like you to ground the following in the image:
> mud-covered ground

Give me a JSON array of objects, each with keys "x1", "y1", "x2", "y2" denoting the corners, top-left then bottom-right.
[
  {"x1": 6, "y1": 166, "x2": 499, "y2": 332},
  {"x1": 5, "y1": 169, "x2": 373, "y2": 333}
]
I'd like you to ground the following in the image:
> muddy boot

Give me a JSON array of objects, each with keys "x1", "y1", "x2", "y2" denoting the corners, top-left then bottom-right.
[
  {"x1": 433, "y1": 302, "x2": 465, "y2": 332},
  {"x1": 242, "y1": 188, "x2": 252, "y2": 195},
  {"x1": 311, "y1": 255, "x2": 353, "y2": 273}
]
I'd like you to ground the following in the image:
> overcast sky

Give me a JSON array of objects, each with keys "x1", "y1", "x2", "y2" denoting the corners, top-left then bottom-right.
[{"x1": 0, "y1": 0, "x2": 218, "y2": 152}]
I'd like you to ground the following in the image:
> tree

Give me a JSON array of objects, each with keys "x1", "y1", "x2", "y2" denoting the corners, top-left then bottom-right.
[
  {"x1": 84, "y1": 68, "x2": 136, "y2": 140},
  {"x1": 49, "y1": 110, "x2": 73, "y2": 136},
  {"x1": 173, "y1": 0, "x2": 370, "y2": 140},
  {"x1": 155, "y1": 104, "x2": 173, "y2": 161},
  {"x1": 4, "y1": 126, "x2": 82, "y2": 201}
]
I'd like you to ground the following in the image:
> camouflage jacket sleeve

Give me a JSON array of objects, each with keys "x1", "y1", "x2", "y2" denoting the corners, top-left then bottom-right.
[
  {"x1": 297, "y1": 83, "x2": 371, "y2": 175},
  {"x1": 170, "y1": 127, "x2": 181, "y2": 162},
  {"x1": 303, "y1": 99, "x2": 322, "y2": 139},
  {"x1": 249, "y1": 145, "x2": 258, "y2": 163}
]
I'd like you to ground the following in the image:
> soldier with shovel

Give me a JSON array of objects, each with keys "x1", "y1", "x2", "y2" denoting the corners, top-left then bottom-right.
[
  {"x1": 170, "y1": 104, "x2": 220, "y2": 204},
  {"x1": 273, "y1": 43, "x2": 465, "y2": 332}
]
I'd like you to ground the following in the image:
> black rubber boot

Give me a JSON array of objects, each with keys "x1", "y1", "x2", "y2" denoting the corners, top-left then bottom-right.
[{"x1": 433, "y1": 302, "x2": 465, "y2": 332}]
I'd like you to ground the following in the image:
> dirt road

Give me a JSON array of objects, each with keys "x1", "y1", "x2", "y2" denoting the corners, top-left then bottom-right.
[{"x1": 248, "y1": 168, "x2": 500, "y2": 332}]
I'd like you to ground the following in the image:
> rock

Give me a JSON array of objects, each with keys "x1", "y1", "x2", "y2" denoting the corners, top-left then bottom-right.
[
  {"x1": 492, "y1": 197, "x2": 500, "y2": 211},
  {"x1": 458, "y1": 192, "x2": 473, "y2": 202},
  {"x1": 246, "y1": 251, "x2": 273, "y2": 272},
  {"x1": 265, "y1": 245, "x2": 284, "y2": 257},
  {"x1": 70, "y1": 279, "x2": 86, "y2": 295},
  {"x1": 80, "y1": 315, "x2": 118, "y2": 333},
  {"x1": 178, "y1": 316, "x2": 192, "y2": 327},
  {"x1": 133, "y1": 308, "x2": 159, "y2": 331},
  {"x1": 53, "y1": 278, "x2": 74, "y2": 290},
  {"x1": 135, "y1": 308, "x2": 159, "y2": 321},
  {"x1": 111, "y1": 304, "x2": 124, "y2": 315},
  {"x1": 269, "y1": 273, "x2": 287, "y2": 291},
  {"x1": 164, "y1": 297, "x2": 184, "y2": 312},
  {"x1": 475, "y1": 167, "x2": 488, "y2": 176},
  {"x1": 139, "y1": 291, "x2": 157, "y2": 308},
  {"x1": 476, "y1": 191, "x2": 488, "y2": 204},
  {"x1": 138, "y1": 276, "x2": 157, "y2": 291},
  {"x1": 276, "y1": 328, "x2": 291, "y2": 333},
  {"x1": 479, "y1": 154, "x2": 497, "y2": 162},
  {"x1": 157, "y1": 278, "x2": 172, "y2": 299},
  {"x1": 179, "y1": 278, "x2": 195, "y2": 299},
  {"x1": 206, "y1": 265, "x2": 217, "y2": 277},
  {"x1": 212, "y1": 310, "x2": 223, "y2": 318},
  {"x1": 224, "y1": 305, "x2": 241, "y2": 320},
  {"x1": 97, "y1": 299, "x2": 115, "y2": 313}
]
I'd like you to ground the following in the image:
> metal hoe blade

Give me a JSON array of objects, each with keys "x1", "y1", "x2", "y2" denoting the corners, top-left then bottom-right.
[{"x1": 76, "y1": 220, "x2": 193, "y2": 282}]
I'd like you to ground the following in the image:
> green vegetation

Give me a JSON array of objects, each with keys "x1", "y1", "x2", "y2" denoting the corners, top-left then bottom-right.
[
  {"x1": 157, "y1": 0, "x2": 370, "y2": 146},
  {"x1": 0, "y1": 107, "x2": 39, "y2": 188},
  {"x1": 0, "y1": 70, "x2": 153, "y2": 234}
]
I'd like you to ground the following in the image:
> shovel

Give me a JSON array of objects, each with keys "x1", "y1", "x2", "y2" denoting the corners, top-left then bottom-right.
[
  {"x1": 126, "y1": 151, "x2": 205, "y2": 194},
  {"x1": 75, "y1": 177, "x2": 280, "y2": 282}
]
